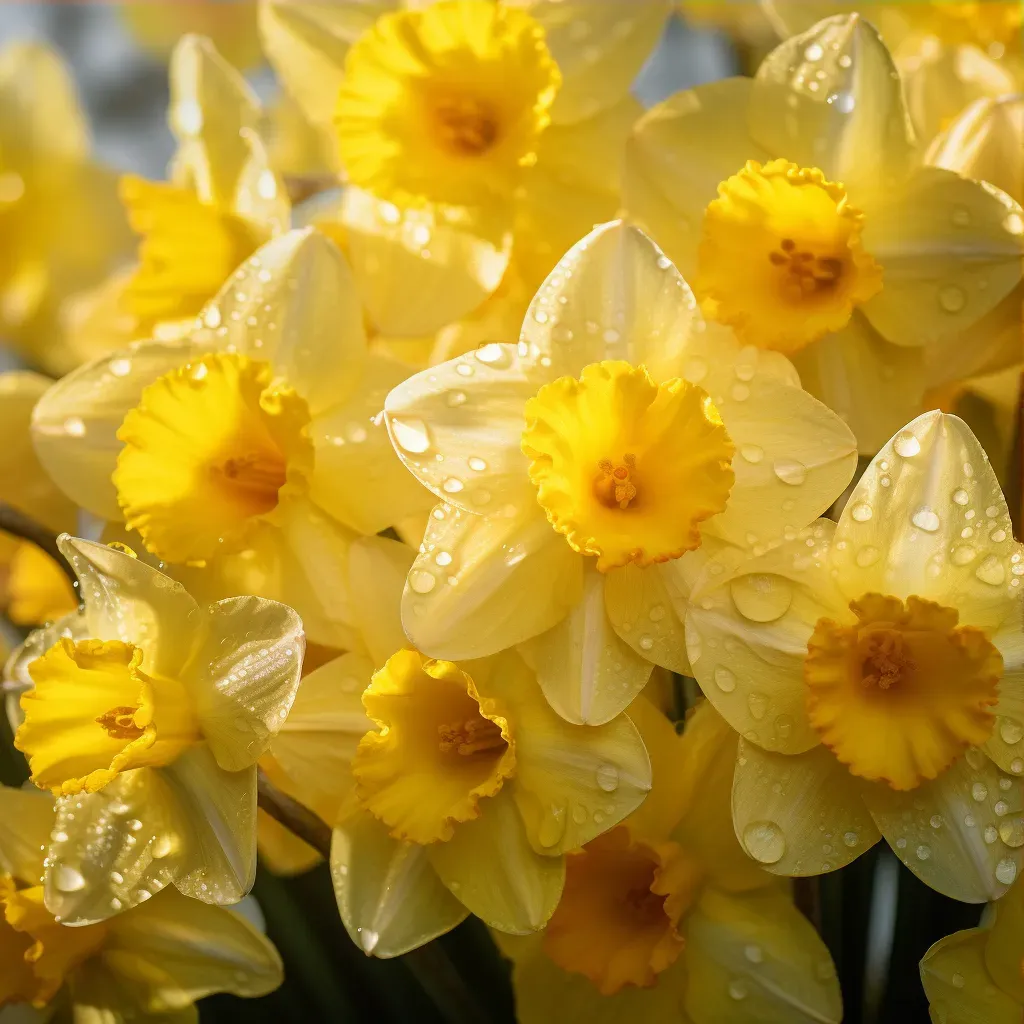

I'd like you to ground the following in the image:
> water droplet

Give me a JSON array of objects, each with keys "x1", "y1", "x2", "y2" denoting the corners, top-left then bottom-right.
[
  {"x1": 475, "y1": 343, "x2": 511, "y2": 367},
  {"x1": 63, "y1": 416, "x2": 86, "y2": 437},
  {"x1": 442, "y1": 477, "x2": 464, "y2": 494},
  {"x1": 916, "y1": 844, "x2": 931, "y2": 861},
  {"x1": 992, "y1": 529, "x2": 1008, "y2": 543},
  {"x1": 850, "y1": 502, "x2": 873, "y2": 522},
  {"x1": 391, "y1": 417, "x2": 431, "y2": 454},
  {"x1": 714, "y1": 666, "x2": 737, "y2": 693},
  {"x1": 639, "y1": 634, "x2": 654, "y2": 651},
  {"x1": 999, "y1": 820, "x2": 1024, "y2": 848},
  {"x1": 538, "y1": 805, "x2": 566, "y2": 848},
  {"x1": 728, "y1": 978, "x2": 748, "y2": 1001},
  {"x1": 435, "y1": 551, "x2": 453, "y2": 567},
  {"x1": 973, "y1": 782, "x2": 990, "y2": 802},
  {"x1": 930, "y1": 815, "x2": 943, "y2": 829},
  {"x1": 996, "y1": 857, "x2": 1018, "y2": 884},
  {"x1": 730, "y1": 574, "x2": 792, "y2": 622},
  {"x1": 742, "y1": 821, "x2": 786, "y2": 864},
  {"x1": 856, "y1": 546, "x2": 880, "y2": 567},
  {"x1": 151, "y1": 834, "x2": 174, "y2": 859},
  {"x1": 50, "y1": 830, "x2": 68, "y2": 844},
  {"x1": 55, "y1": 864, "x2": 86, "y2": 892},
  {"x1": 939, "y1": 285, "x2": 967, "y2": 313},
  {"x1": 747, "y1": 692, "x2": 768, "y2": 720},
  {"x1": 952, "y1": 546, "x2": 977, "y2": 566},
  {"x1": 976, "y1": 555, "x2": 1006, "y2": 585},
  {"x1": 361, "y1": 929, "x2": 380, "y2": 954},
  {"x1": 773, "y1": 458, "x2": 807, "y2": 486},
  {"x1": 911, "y1": 507, "x2": 940, "y2": 532},
  {"x1": 951, "y1": 972, "x2": 965, "y2": 989},
  {"x1": 596, "y1": 764, "x2": 619, "y2": 792},
  {"x1": 572, "y1": 805, "x2": 587, "y2": 825},
  {"x1": 996, "y1": 800, "x2": 1010, "y2": 816},
  {"x1": 1000, "y1": 719, "x2": 1024, "y2": 745},
  {"x1": 804, "y1": 42, "x2": 824, "y2": 60},
  {"x1": 985, "y1": 825, "x2": 1000, "y2": 844},
  {"x1": 648, "y1": 605, "x2": 666, "y2": 622},
  {"x1": 893, "y1": 432, "x2": 921, "y2": 458},
  {"x1": 843, "y1": 831, "x2": 858, "y2": 847},
  {"x1": 409, "y1": 570, "x2": 437, "y2": 594},
  {"x1": 744, "y1": 944, "x2": 763, "y2": 964},
  {"x1": 739, "y1": 444, "x2": 764, "y2": 464},
  {"x1": 1012, "y1": 759, "x2": 1024, "y2": 775},
  {"x1": 953, "y1": 488, "x2": 970, "y2": 505},
  {"x1": 468, "y1": 457, "x2": 487, "y2": 472}
]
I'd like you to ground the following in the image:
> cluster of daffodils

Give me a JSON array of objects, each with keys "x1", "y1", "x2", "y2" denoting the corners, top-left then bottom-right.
[{"x1": 0, "y1": 0, "x2": 1021, "y2": 1020}]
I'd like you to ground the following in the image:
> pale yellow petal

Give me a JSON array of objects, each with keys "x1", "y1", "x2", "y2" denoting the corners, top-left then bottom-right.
[
  {"x1": 624, "y1": 77, "x2": 764, "y2": 277},
  {"x1": 191, "y1": 596, "x2": 304, "y2": 772},
  {"x1": 519, "y1": 220, "x2": 707, "y2": 385},
  {"x1": 522, "y1": 0, "x2": 671, "y2": 125},
  {"x1": 402, "y1": 503, "x2": 583, "y2": 661},
  {"x1": 331, "y1": 806, "x2": 467, "y2": 957},
  {"x1": 384, "y1": 344, "x2": 541, "y2": 517},
  {"x1": 921, "y1": 929, "x2": 1022, "y2": 1024},
  {"x1": 163, "y1": 748, "x2": 257, "y2": 904},
  {"x1": 0, "y1": 785, "x2": 53, "y2": 884},
  {"x1": 43, "y1": 768, "x2": 184, "y2": 925},
  {"x1": 3, "y1": 610, "x2": 89, "y2": 694},
  {"x1": 687, "y1": 523, "x2": 846, "y2": 755},
  {"x1": 337, "y1": 187, "x2": 508, "y2": 337},
  {"x1": 58, "y1": 536, "x2": 202, "y2": 680},
  {"x1": 683, "y1": 885, "x2": 843, "y2": 1024},
  {"x1": 104, "y1": 885, "x2": 283, "y2": 1009},
  {"x1": 733, "y1": 739, "x2": 881, "y2": 875},
  {"x1": 477, "y1": 651, "x2": 651, "y2": 853},
  {"x1": 791, "y1": 316, "x2": 929, "y2": 455},
  {"x1": 345, "y1": 538, "x2": 412, "y2": 667},
  {"x1": 860, "y1": 169, "x2": 1024, "y2": 348},
  {"x1": 831, "y1": 411, "x2": 1021, "y2": 634},
  {"x1": 986, "y1": 881, "x2": 1024, "y2": 1004},
  {"x1": 427, "y1": 788, "x2": 564, "y2": 934},
  {"x1": 194, "y1": 229, "x2": 367, "y2": 415},
  {"x1": 520, "y1": 564, "x2": 652, "y2": 725},
  {"x1": 309, "y1": 355, "x2": 435, "y2": 535},
  {"x1": 749, "y1": 13, "x2": 915, "y2": 195},
  {"x1": 270, "y1": 652, "x2": 371, "y2": 799},
  {"x1": 31, "y1": 340, "x2": 198, "y2": 521},
  {"x1": 861, "y1": 750, "x2": 1024, "y2": 903}
]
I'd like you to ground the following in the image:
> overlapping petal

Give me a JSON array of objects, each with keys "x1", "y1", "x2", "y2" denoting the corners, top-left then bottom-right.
[
  {"x1": 344, "y1": 537, "x2": 413, "y2": 667},
  {"x1": 0, "y1": 786, "x2": 56, "y2": 883}
]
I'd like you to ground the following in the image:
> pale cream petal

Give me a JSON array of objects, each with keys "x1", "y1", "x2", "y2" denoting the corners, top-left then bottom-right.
[
  {"x1": 190, "y1": 596, "x2": 305, "y2": 772},
  {"x1": 701, "y1": 376, "x2": 857, "y2": 550},
  {"x1": 43, "y1": 768, "x2": 184, "y2": 925},
  {"x1": 401, "y1": 504, "x2": 583, "y2": 661},
  {"x1": 331, "y1": 806, "x2": 467, "y2": 957},
  {"x1": 683, "y1": 885, "x2": 843, "y2": 1024},
  {"x1": 860, "y1": 169, "x2": 1024, "y2": 348},
  {"x1": 522, "y1": 0, "x2": 671, "y2": 125},
  {"x1": 31, "y1": 340, "x2": 198, "y2": 520},
  {"x1": 345, "y1": 537, "x2": 412, "y2": 667},
  {"x1": 475, "y1": 650, "x2": 650, "y2": 853},
  {"x1": 687, "y1": 523, "x2": 847, "y2": 755},
  {"x1": 270, "y1": 652, "x2": 372, "y2": 799},
  {"x1": 791, "y1": 316, "x2": 929, "y2": 455},
  {"x1": 520, "y1": 563, "x2": 652, "y2": 725},
  {"x1": 623, "y1": 77, "x2": 765, "y2": 277},
  {"x1": 862, "y1": 750, "x2": 1024, "y2": 903},
  {"x1": 749, "y1": 13, "x2": 915, "y2": 195},
  {"x1": 104, "y1": 885, "x2": 283, "y2": 1008},
  {"x1": 309, "y1": 355, "x2": 435, "y2": 535},
  {"x1": 338, "y1": 187, "x2": 508, "y2": 337},
  {"x1": 258, "y1": 1, "x2": 386, "y2": 129},
  {"x1": 193, "y1": 229, "x2": 367, "y2": 416},
  {"x1": 57, "y1": 536, "x2": 202, "y2": 680},
  {"x1": 3, "y1": 608, "x2": 88, "y2": 695},
  {"x1": 163, "y1": 747, "x2": 257, "y2": 905},
  {"x1": 985, "y1": 880, "x2": 1024, "y2": 1003},
  {"x1": 0, "y1": 372, "x2": 77, "y2": 532},
  {"x1": 733, "y1": 739, "x2": 881, "y2": 875},
  {"x1": 384, "y1": 344, "x2": 541, "y2": 517},
  {"x1": 0, "y1": 785, "x2": 53, "y2": 884},
  {"x1": 921, "y1": 928, "x2": 1022, "y2": 1024},
  {"x1": 831, "y1": 410, "x2": 1022, "y2": 634},
  {"x1": 518, "y1": 220, "x2": 708, "y2": 385},
  {"x1": 427, "y1": 788, "x2": 565, "y2": 934}
]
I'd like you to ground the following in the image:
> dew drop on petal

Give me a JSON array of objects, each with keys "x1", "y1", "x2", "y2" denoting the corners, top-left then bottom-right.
[
  {"x1": 976, "y1": 556, "x2": 1006, "y2": 586},
  {"x1": 893, "y1": 432, "x2": 921, "y2": 458},
  {"x1": 773, "y1": 458, "x2": 807, "y2": 486},
  {"x1": 996, "y1": 858, "x2": 1018, "y2": 885},
  {"x1": 850, "y1": 502, "x2": 873, "y2": 522},
  {"x1": 911, "y1": 507, "x2": 940, "y2": 532},
  {"x1": 730, "y1": 574, "x2": 792, "y2": 623},
  {"x1": 391, "y1": 417, "x2": 431, "y2": 454},
  {"x1": 409, "y1": 570, "x2": 436, "y2": 594},
  {"x1": 742, "y1": 821, "x2": 786, "y2": 864},
  {"x1": 714, "y1": 666, "x2": 736, "y2": 693},
  {"x1": 54, "y1": 864, "x2": 86, "y2": 892},
  {"x1": 596, "y1": 764, "x2": 619, "y2": 792}
]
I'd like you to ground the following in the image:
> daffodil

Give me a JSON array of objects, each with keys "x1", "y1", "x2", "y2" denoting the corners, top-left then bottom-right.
[
  {"x1": 687, "y1": 410, "x2": 1024, "y2": 903},
  {"x1": 259, "y1": 0, "x2": 668, "y2": 288},
  {"x1": 6, "y1": 535, "x2": 304, "y2": 925},
  {"x1": 502, "y1": 698, "x2": 842, "y2": 1023},
  {"x1": 0, "y1": 42, "x2": 129, "y2": 375},
  {"x1": 624, "y1": 13, "x2": 1024, "y2": 453},
  {"x1": 384, "y1": 220, "x2": 856, "y2": 725},
  {"x1": 922, "y1": 876, "x2": 1024, "y2": 1023},
  {"x1": 32, "y1": 229, "x2": 434, "y2": 649},
  {"x1": 0, "y1": 784, "x2": 283, "y2": 1015},
  {"x1": 0, "y1": 373, "x2": 77, "y2": 628}
]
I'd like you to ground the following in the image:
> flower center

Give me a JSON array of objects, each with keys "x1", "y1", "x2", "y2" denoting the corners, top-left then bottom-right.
[
  {"x1": 113, "y1": 351, "x2": 313, "y2": 566},
  {"x1": 542, "y1": 828, "x2": 701, "y2": 995},
  {"x1": 119, "y1": 175, "x2": 266, "y2": 330},
  {"x1": 1, "y1": 875, "x2": 108, "y2": 1008},
  {"x1": 352, "y1": 649, "x2": 515, "y2": 845},
  {"x1": 696, "y1": 159, "x2": 883, "y2": 353},
  {"x1": 521, "y1": 361, "x2": 735, "y2": 572},
  {"x1": 15, "y1": 638, "x2": 200, "y2": 796},
  {"x1": 334, "y1": 0, "x2": 560, "y2": 210},
  {"x1": 805, "y1": 594, "x2": 1002, "y2": 791}
]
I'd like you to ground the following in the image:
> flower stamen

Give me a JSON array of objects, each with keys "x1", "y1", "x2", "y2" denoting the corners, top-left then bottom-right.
[
  {"x1": 437, "y1": 717, "x2": 507, "y2": 756},
  {"x1": 595, "y1": 454, "x2": 638, "y2": 510}
]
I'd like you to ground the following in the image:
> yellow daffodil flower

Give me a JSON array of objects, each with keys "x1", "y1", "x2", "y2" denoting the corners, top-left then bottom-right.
[
  {"x1": 0, "y1": 784, "x2": 282, "y2": 1014},
  {"x1": 0, "y1": 373, "x2": 77, "y2": 627},
  {"x1": 503, "y1": 699, "x2": 843, "y2": 1023},
  {"x1": 259, "y1": 0, "x2": 668, "y2": 287},
  {"x1": 624, "y1": 13, "x2": 1024, "y2": 453},
  {"x1": 0, "y1": 43, "x2": 130, "y2": 375},
  {"x1": 6, "y1": 535, "x2": 304, "y2": 925},
  {"x1": 384, "y1": 221, "x2": 856, "y2": 725},
  {"x1": 687, "y1": 410, "x2": 1024, "y2": 903},
  {"x1": 922, "y1": 876, "x2": 1024, "y2": 1023},
  {"x1": 33, "y1": 229, "x2": 434, "y2": 650}
]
